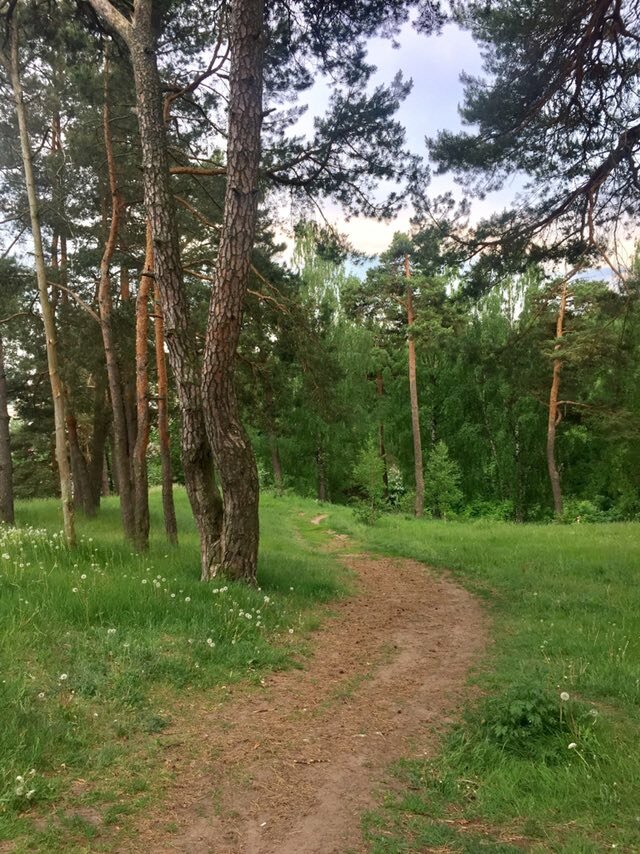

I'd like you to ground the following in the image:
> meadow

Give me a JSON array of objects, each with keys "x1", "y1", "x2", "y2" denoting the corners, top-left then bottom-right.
[
  {"x1": 1, "y1": 492, "x2": 639, "y2": 852},
  {"x1": 0, "y1": 490, "x2": 348, "y2": 849},
  {"x1": 323, "y1": 507, "x2": 640, "y2": 852}
]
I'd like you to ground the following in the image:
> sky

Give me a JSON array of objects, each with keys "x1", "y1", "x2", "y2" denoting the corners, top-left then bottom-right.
[{"x1": 285, "y1": 19, "x2": 524, "y2": 258}]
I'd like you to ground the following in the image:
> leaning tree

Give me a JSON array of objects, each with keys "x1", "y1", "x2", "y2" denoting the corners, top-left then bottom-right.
[{"x1": 83, "y1": 0, "x2": 443, "y2": 581}]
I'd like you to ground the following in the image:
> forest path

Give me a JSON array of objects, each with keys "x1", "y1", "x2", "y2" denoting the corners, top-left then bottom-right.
[{"x1": 128, "y1": 527, "x2": 488, "y2": 854}]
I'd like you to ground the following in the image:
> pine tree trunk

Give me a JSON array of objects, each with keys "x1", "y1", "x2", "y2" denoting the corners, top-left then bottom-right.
[
  {"x1": 547, "y1": 281, "x2": 567, "y2": 517},
  {"x1": 132, "y1": 224, "x2": 152, "y2": 551},
  {"x1": 99, "y1": 50, "x2": 135, "y2": 541},
  {"x1": 102, "y1": 449, "x2": 111, "y2": 496},
  {"x1": 153, "y1": 284, "x2": 178, "y2": 545},
  {"x1": 3, "y1": 14, "x2": 75, "y2": 544},
  {"x1": 123, "y1": 3, "x2": 223, "y2": 576},
  {"x1": 200, "y1": 0, "x2": 264, "y2": 581},
  {"x1": 0, "y1": 332, "x2": 15, "y2": 525},
  {"x1": 66, "y1": 409, "x2": 93, "y2": 515},
  {"x1": 405, "y1": 256, "x2": 425, "y2": 518},
  {"x1": 86, "y1": 377, "x2": 110, "y2": 514}
]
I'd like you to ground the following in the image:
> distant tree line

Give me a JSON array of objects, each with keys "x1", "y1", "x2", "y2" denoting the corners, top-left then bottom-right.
[{"x1": 0, "y1": 0, "x2": 638, "y2": 586}]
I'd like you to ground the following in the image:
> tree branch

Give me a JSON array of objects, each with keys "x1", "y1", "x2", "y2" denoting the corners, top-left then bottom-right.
[
  {"x1": 170, "y1": 165, "x2": 227, "y2": 177},
  {"x1": 46, "y1": 281, "x2": 100, "y2": 323},
  {"x1": 85, "y1": 0, "x2": 132, "y2": 43}
]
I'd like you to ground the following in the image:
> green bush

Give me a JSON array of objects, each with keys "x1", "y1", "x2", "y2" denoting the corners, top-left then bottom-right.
[
  {"x1": 424, "y1": 441, "x2": 462, "y2": 518},
  {"x1": 472, "y1": 681, "x2": 600, "y2": 762},
  {"x1": 351, "y1": 438, "x2": 386, "y2": 524}
]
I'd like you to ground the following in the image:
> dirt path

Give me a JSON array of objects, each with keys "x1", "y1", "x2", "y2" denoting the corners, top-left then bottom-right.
[{"x1": 129, "y1": 536, "x2": 488, "y2": 853}]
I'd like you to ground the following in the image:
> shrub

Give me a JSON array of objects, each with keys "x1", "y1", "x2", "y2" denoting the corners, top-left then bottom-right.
[
  {"x1": 424, "y1": 441, "x2": 462, "y2": 518},
  {"x1": 351, "y1": 438, "x2": 386, "y2": 524},
  {"x1": 471, "y1": 681, "x2": 600, "y2": 762}
]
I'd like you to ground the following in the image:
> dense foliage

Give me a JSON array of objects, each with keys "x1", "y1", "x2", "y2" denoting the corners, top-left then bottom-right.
[{"x1": 0, "y1": 0, "x2": 638, "y2": 543}]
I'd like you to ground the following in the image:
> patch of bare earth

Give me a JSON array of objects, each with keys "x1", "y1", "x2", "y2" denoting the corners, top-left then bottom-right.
[{"x1": 124, "y1": 537, "x2": 488, "y2": 853}]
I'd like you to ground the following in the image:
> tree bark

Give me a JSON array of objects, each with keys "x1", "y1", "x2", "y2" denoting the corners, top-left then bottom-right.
[
  {"x1": 0, "y1": 332, "x2": 14, "y2": 525},
  {"x1": 92, "y1": 0, "x2": 223, "y2": 575},
  {"x1": 2, "y1": 13, "x2": 75, "y2": 544},
  {"x1": 88, "y1": 0, "x2": 264, "y2": 580},
  {"x1": 86, "y1": 377, "x2": 110, "y2": 514},
  {"x1": 132, "y1": 222, "x2": 152, "y2": 551},
  {"x1": 405, "y1": 255, "x2": 425, "y2": 518},
  {"x1": 153, "y1": 283, "x2": 178, "y2": 545},
  {"x1": 99, "y1": 48, "x2": 135, "y2": 541},
  {"x1": 102, "y1": 447, "x2": 111, "y2": 496},
  {"x1": 200, "y1": 0, "x2": 264, "y2": 581},
  {"x1": 65, "y1": 409, "x2": 93, "y2": 515},
  {"x1": 547, "y1": 280, "x2": 567, "y2": 517}
]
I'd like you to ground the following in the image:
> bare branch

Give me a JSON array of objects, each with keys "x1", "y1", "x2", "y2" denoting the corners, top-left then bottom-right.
[{"x1": 46, "y1": 282, "x2": 100, "y2": 323}]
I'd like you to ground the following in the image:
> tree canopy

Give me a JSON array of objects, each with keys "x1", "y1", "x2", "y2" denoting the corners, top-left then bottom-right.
[{"x1": 430, "y1": 0, "x2": 640, "y2": 256}]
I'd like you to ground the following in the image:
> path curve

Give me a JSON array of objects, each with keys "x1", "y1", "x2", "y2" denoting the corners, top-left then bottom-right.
[{"x1": 129, "y1": 540, "x2": 488, "y2": 853}]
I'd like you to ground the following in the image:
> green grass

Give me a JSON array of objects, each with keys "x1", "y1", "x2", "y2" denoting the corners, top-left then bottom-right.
[
  {"x1": 4, "y1": 491, "x2": 640, "y2": 852},
  {"x1": 318, "y1": 507, "x2": 640, "y2": 852},
  {"x1": 0, "y1": 489, "x2": 347, "y2": 849}
]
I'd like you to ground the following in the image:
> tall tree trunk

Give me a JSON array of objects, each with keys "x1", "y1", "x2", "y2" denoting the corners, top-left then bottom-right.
[
  {"x1": 547, "y1": 281, "x2": 567, "y2": 517},
  {"x1": 99, "y1": 49, "x2": 136, "y2": 541},
  {"x1": 375, "y1": 371, "x2": 389, "y2": 499},
  {"x1": 153, "y1": 284, "x2": 178, "y2": 544},
  {"x1": 200, "y1": 0, "x2": 264, "y2": 581},
  {"x1": 0, "y1": 332, "x2": 14, "y2": 525},
  {"x1": 65, "y1": 409, "x2": 93, "y2": 515},
  {"x1": 405, "y1": 255, "x2": 424, "y2": 518},
  {"x1": 120, "y1": 264, "x2": 138, "y2": 461},
  {"x1": 120, "y1": 266, "x2": 131, "y2": 302},
  {"x1": 91, "y1": 0, "x2": 223, "y2": 576},
  {"x1": 86, "y1": 378, "x2": 110, "y2": 513},
  {"x1": 102, "y1": 448, "x2": 111, "y2": 496},
  {"x1": 132, "y1": 224, "x2": 152, "y2": 551},
  {"x1": 2, "y1": 14, "x2": 75, "y2": 544}
]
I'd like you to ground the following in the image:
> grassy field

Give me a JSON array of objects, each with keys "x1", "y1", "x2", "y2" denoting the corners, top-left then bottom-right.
[
  {"x1": 320, "y1": 506, "x2": 640, "y2": 853},
  {"x1": 2, "y1": 492, "x2": 639, "y2": 852},
  {"x1": 0, "y1": 489, "x2": 348, "y2": 850}
]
